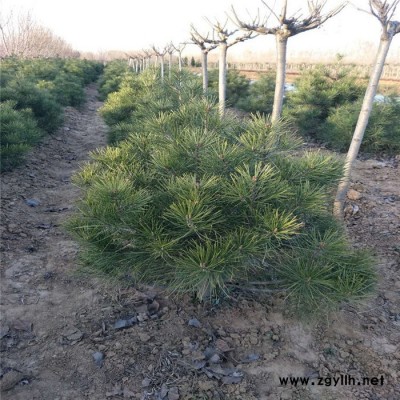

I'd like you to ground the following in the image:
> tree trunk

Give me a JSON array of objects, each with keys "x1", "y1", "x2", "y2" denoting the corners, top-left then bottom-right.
[
  {"x1": 201, "y1": 51, "x2": 208, "y2": 93},
  {"x1": 168, "y1": 53, "x2": 172, "y2": 79},
  {"x1": 160, "y1": 55, "x2": 165, "y2": 82},
  {"x1": 178, "y1": 52, "x2": 182, "y2": 71},
  {"x1": 271, "y1": 35, "x2": 288, "y2": 123},
  {"x1": 219, "y1": 42, "x2": 228, "y2": 117},
  {"x1": 333, "y1": 35, "x2": 393, "y2": 219}
]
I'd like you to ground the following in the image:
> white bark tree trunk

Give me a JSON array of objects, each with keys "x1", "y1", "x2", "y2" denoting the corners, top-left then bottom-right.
[
  {"x1": 219, "y1": 42, "x2": 228, "y2": 117},
  {"x1": 201, "y1": 51, "x2": 208, "y2": 93},
  {"x1": 333, "y1": 35, "x2": 393, "y2": 218},
  {"x1": 178, "y1": 52, "x2": 182, "y2": 71},
  {"x1": 168, "y1": 53, "x2": 172, "y2": 79},
  {"x1": 271, "y1": 35, "x2": 288, "y2": 123},
  {"x1": 160, "y1": 55, "x2": 165, "y2": 82}
]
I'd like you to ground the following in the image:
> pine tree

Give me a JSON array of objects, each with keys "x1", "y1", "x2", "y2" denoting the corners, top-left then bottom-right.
[{"x1": 68, "y1": 71, "x2": 376, "y2": 316}]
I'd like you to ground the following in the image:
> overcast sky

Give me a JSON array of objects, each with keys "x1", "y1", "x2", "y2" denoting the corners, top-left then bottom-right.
[{"x1": 1, "y1": 0, "x2": 399, "y2": 62}]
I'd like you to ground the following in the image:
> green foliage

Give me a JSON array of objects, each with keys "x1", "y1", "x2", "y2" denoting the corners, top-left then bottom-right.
[
  {"x1": 63, "y1": 58, "x2": 103, "y2": 84},
  {"x1": 0, "y1": 101, "x2": 42, "y2": 171},
  {"x1": 37, "y1": 72, "x2": 85, "y2": 107},
  {"x1": 284, "y1": 64, "x2": 365, "y2": 137},
  {"x1": 278, "y1": 230, "x2": 376, "y2": 316},
  {"x1": 100, "y1": 69, "x2": 206, "y2": 143},
  {"x1": 100, "y1": 75, "x2": 142, "y2": 126},
  {"x1": 1, "y1": 77, "x2": 63, "y2": 133},
  {"x1": 236, "y1": 72, "x2": 275, "y2": 115},
  {"x1": 68, "y1": 72, "x2": 376, "y2": 315},
  {"x1": 98, "y1": 60, "x2": 133, "y2": 100},
  {"x1": 18, "y1": 58, "x2": 63, "y2": 81},
  {"x1": 2, "y1": 58, "x2": 102, "y2": 86},
  {"x1": 208, "y1": 69, "x2": 250, "y2": 107},
  {"x1": 282, "y1": 63, "x2": 398, "y2": 154},
  {"x1": 0, "y1": 57, "x2": 102, "y2": 170},
  {"x1": 321, "y1": 97, "x2": 400, "y2": 153}
]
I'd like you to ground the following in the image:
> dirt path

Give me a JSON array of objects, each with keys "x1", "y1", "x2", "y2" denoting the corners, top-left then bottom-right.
[
  {"x1": 1, "y1": 85, "x2": 399, "y2": 400},
  {"x1": 0, "y1": 84, "x2": 110, "y2": 399}
]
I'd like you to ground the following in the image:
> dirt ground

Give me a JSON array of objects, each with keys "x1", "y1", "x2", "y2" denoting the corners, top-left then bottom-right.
[{"x1": 1, "y1": 84, "x2": 399, "y2": 400}]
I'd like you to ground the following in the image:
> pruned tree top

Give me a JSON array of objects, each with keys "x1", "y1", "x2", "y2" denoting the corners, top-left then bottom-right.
[
  {"x1": 171, "y1": 42, "x2": 187, "y2": 52},
  {"x1": 124, "y1": 52, "x2": 137, "y2": 60},
  {"x1": 355, "y1": 0, "x2": 400, "y2": 38},
  {"x1": 190, "y1": 26, "x2": 219, "y2": 53},
  {"x1": 151, "y1": 44, "x2": 168, "y2": 56},
  {"x1": 231, "y1": 0, "x2": 346, "y2": 38},
  {"x1": 191, "y1": 18, "x2": 257, "y2": 48},
  {"x1": 142, "y1": 48, "x2": 153, "y2": 57},
  {"x1": 166, "y1": 42, "x2": 175, "y2": 55}
]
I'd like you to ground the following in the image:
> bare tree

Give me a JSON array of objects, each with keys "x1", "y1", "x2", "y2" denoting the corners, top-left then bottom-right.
[
  {"x1": 152, "y1": 45, "x2": 168, "y2": 82},
  {"x1": 190, "y1": 29, "x2": 218, "y2": 93},
  {"x1": 232, "y1": 0, "x2": 345, "y2": 122},
  {"x1": 334, "y1": 0, "x2": 400, "y2": 218},
  {"x1": 172, "y1": 42, "x2": 187, "y2": 71},
  {"x1": 191, "y1": 20, "x2": 255, "y2": 116},
  {"x1": 126, "y1": 54, "x2": 134, "y2": 69},
  {"x1": 142, "y1": 48, "x2": 153, "y2": 69},
  {"x1": 133, "y1": 52, "x2": 142, "y2": 74},
  {"x1": 166, "y1": 43, "x2": 175, "y2": 78},
  {"x1": 134, "y1": 55, "x2": 140, "y2": 73},
  {"x1": 0, "y1": 10, "x2": 75, "y2": 58}
]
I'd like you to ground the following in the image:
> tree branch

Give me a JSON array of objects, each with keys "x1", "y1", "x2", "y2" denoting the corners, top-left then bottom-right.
[{"x1": 231, "y1": 1, "x2": 346, "y2": 37}]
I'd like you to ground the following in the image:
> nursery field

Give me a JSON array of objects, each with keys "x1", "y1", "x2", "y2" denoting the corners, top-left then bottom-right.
[
  {"x1": 1, "y1": 70, "x2": 399, "y2": 399},
  {"x1": 190, "y1": 66, "x2": 400, "y2": 94}
]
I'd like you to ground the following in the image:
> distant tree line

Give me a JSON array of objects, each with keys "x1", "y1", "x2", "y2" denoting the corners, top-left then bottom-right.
[{"x1": 0, "y1": 11, "x2": 78, "y2": 58}]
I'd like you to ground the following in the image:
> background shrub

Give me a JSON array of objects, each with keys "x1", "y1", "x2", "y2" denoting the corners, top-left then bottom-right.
[
  {"x1": 63, "y1": 58, "x2": 103, "y2": 84},
  {"x1": 236, "y1": 72, "x2": 276, "y2": 115},
  {"x1": 0, "y1": 57, "x2": 102, "y2": 170},
  {"x1": 283, "y1": 64, "x2": 365, "y2": 137},
  {"x1": 322, "y1": 97, "x2": 400, "y2": 153},
  {"x1": 98, "y1": 60, "x2": 133, "y2": 100},
  {"x1": 208, "y1": 69, "x2": 250, "y2": 107},
  {"x1": 1, "y1": 77, "x2": 63, "y2": 133},
  {"x1": 37, "y1": 72, "x2": 86, "y2": 107},
  {"x1": 0, "y1": 101, "x2": 42, "y2": 171},
  {"x1": 100, "y1": 75, "x2": 142, "y2": 127}
]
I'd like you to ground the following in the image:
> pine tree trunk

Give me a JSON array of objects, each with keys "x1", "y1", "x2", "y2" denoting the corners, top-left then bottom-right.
[
  {"x1": 178, "y1": 52, "x2": 182, "y2": 71},
  {"x1": 168, "y1": 53, "x2": 172, "y2": 79},
  {"x1": 271, "y1": 35, "x2": 288, "y2": 123},
  {"x1": 219, "y1": 42, "x2": 228, "y2": 117},
  {"x1": 201, "y1": 51, "x2": 208, "y2": 93},
  {"x1": 333, "y1": 35, "x2": 393, "y2": 219}
]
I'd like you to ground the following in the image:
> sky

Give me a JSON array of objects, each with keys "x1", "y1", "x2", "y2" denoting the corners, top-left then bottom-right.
[{"x1": 1, "y1": 0, "x2": 399, "y2": 62}]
